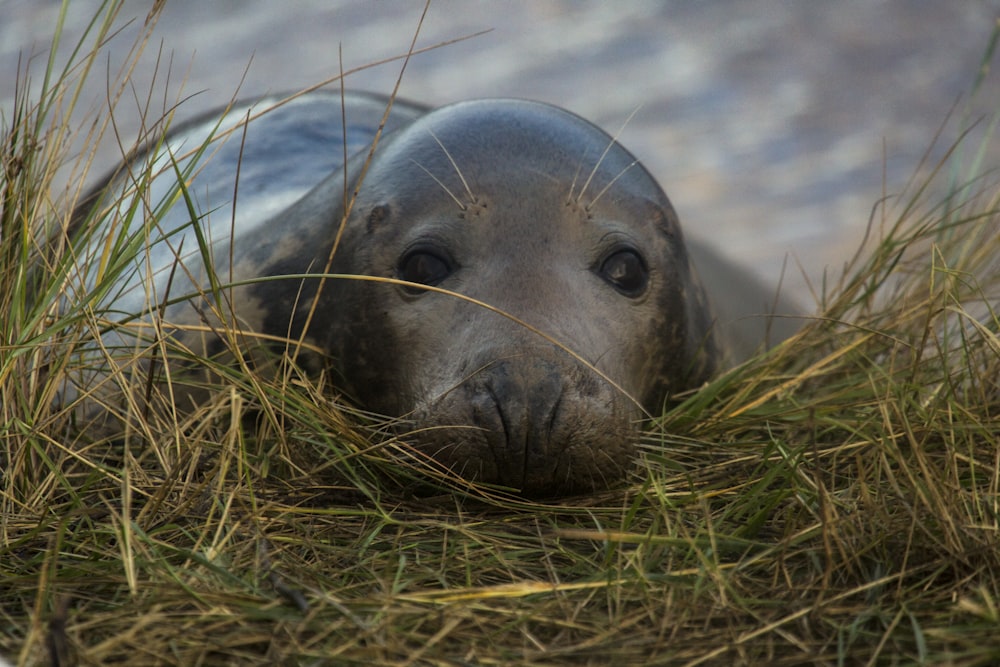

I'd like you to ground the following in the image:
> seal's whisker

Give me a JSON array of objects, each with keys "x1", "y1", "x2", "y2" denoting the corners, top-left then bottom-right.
[
  {"x1": 428, "y1": 129, "x2": 477, "y2": 205},
  {"x1": 566, "y1": 162, "x2": 584, "y2": 205},
  {"x1": 576, "y1": 105, "x2": 642, "y2": 203},
  {"x1": 409, "y1": 158, "x2": 466, "y2": 211},
  {"x1": 586, "y1": 160, "x2": 638, "y2": 211}
]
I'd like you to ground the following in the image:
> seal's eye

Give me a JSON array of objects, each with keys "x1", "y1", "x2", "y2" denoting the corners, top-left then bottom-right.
[
  {"x1": 398, "y1": 250, "x2": 452, "y2": 293},
  {"x1": 600, "y1": 248, "x2": 648, "y2": 296}
]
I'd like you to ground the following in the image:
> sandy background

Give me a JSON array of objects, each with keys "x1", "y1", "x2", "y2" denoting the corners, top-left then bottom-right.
[{"x1": 3, "y1": 1, "x2": 999, "y2": 304}]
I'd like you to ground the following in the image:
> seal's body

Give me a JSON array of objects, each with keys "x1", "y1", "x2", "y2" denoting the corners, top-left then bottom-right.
[{"x1": 74, "y1": 91, "x2": 796, "y2": 496}]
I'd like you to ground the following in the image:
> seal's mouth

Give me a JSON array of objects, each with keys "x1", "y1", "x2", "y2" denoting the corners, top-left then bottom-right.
[{"x1": 402, "y1": 358, "x2": 639, "y2": 497}]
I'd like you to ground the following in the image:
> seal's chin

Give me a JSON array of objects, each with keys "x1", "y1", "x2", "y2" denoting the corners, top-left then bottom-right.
[{"x1": 402, "y1": 358, "x2": 640, "y2": 497}]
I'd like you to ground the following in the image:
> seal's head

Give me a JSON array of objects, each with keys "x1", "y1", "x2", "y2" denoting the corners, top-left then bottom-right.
[{"x1": 326, "y1": 99, "x2": 719, "y2": 496}]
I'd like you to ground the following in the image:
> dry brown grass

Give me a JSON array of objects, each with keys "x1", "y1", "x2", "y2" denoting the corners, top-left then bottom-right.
[{"x1": 2, "y1": 3, "x2": 999, "y2": 665}]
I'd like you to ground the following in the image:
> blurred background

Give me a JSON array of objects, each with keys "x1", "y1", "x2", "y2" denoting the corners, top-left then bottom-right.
[{"x1": 3, "y1": 0, "x2": 999, "y2": 305}]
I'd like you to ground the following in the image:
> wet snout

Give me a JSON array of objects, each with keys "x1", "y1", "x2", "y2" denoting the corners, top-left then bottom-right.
[
  {"x1": 407, "y1": 350, "x2": 639, "y2": 497},
  {"x1": 466, "y1": 358, "x2": 564, "y2": 479}
]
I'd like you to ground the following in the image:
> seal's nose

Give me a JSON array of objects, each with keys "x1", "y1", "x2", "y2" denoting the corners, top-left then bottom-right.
[
  {"x1": 467, "y1": 359, "x2": 565, "y2": 487},
  {"x1": 406, "y1": 349, "x2": 635, "y2": 497}
]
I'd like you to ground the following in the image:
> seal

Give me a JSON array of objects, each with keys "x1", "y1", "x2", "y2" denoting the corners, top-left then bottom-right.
[{"x1": 71, "y1": 90, "x2": 797, "y2": 496}]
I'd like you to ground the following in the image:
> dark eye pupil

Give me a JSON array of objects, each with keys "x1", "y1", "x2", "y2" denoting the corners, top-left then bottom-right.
[
  {"x1": 601, "y1": 250, "x2": 647, "y2": 296},
  {"x1": 399, "y1": 251, "x2": 451, "y2": 292}
]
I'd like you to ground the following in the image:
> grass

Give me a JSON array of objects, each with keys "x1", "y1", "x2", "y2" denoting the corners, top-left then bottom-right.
[{"x1": 2, "y1": 2, "x2": 1000, "y2": 665}]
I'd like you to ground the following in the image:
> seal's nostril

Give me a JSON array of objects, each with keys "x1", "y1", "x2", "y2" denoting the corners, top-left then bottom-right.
[
  {"x1": 483, "y1": 382, "x2": 509, "y2": 444},
  {"x1": 544, "y1": 390, "x2": 563, "y2": 445}
]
